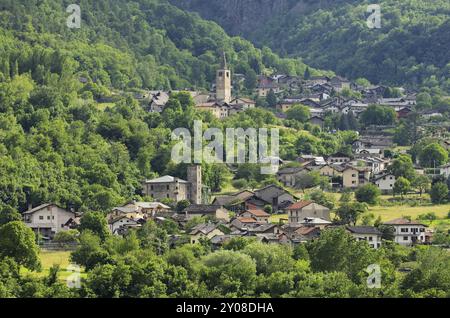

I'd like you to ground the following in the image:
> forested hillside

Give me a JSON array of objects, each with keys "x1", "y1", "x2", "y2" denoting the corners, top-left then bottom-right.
[
  {"x1": 171, "y1": 0, "x2": 450, "y2": 92},
  {"x1": 0, "y1": 0, "x2": 331, "y2": 214},
  {"x1": 0, "y1": 0, "x2": 323, "y2": 91}
]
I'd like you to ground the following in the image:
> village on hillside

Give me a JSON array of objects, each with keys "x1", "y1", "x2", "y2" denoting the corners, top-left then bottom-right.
[{"x1": 21, "y1": 54, "x2": 450, "y2": 251}]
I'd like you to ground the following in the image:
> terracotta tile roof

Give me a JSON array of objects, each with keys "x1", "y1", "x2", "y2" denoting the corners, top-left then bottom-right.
[
  {"x1": 236, "y1": 217, "x2": 258, "y2": 223},
  {"x1": 246, "y1": 209, "x2": 270, "y2": 217},
  {"x1": 286, "y1": 200, "x2": 313, "y2": 210},
  {"x1": 384, "y1": 218, "x2": 427, "y2": 226},
  {"x1": 295, "y1": 226, "x2": 319, "y2": 235}
]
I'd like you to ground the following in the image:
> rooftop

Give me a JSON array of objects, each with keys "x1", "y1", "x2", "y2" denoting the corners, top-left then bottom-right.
[
  {"x1": 286, "y1": 201, "x2": 314, "y2": 210},
  {"x1": 144, "y1": 175, "x2": 189, "y2": 184},
  {"x1": 245, "y1": 209, "x2": 271, "y2": 217},
  {"x1": 384, "y1": 218, "x2": 427, "y2": 226},
  {"x1": 346, "y1": 226, "x2": 382, "y2": 235},
  {"x1": 183, "y1": 204, "x2": 222, "y2": 214}
]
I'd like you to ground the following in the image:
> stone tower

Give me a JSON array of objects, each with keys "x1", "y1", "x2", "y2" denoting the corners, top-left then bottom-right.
[
  {"x1": 187, "y1": 164, "x2": 202, "y2": 204},
  {"x1": 216, "y1": 52, "x2": 231, "y2": 103}
]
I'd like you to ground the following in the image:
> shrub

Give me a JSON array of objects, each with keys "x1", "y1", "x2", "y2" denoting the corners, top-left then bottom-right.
[{"x1": 355, "y1": 184, "x2": 381, "y2": 205}]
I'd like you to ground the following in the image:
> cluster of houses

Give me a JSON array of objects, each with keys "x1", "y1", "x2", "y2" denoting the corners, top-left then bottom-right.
[
  {"x1": 22, "y1": 175, "x2": 431, "y2": 249},
  {"x1": 265, "y1": 74, "x2": 421, "y2": 125},
  {"x1": 276, "y1": 149, "x2": 394, "y2": 192},
  {"x1": 143, "y1": 53, "x2": 256, "y2": 119},
  {"x1": 131, "y1": 53, "x2": 443, "y2": 126}
]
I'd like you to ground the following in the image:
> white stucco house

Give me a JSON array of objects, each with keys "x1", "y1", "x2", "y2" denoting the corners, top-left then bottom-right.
[
  {"x1": 23, "y1": 203, "x2": 76, "y2": 239},
  {"x1": 346, "y1": 226, "x2": 382, "y2": 249},
  {"x1": 373, "y1": 173, "x2": 396, "y2": 194},
  {"x1": 384, "y1": 218, "x2": 427, "y2": 246},
  {"x1": 108, "y1": 215, "x2": 140, "y2": 235}
]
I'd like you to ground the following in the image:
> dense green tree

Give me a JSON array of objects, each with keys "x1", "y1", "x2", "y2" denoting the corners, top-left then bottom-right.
[
  {"x1": 360, "y1": 105, "x2": 396, "y2": 126},
  {"x1": 430, "y1": 182, "x2": 449, "y2": 204},
  {"x1": 336, "y1": 202, "x2": 368, "y2": 226},
  {"x1": 307, "y1": 228, "x2": 376, "y2": 283},
  {"x1": 0, "y1": 221, "x2": 40, "y2": 270},
  {"x1": 200, "y1": 250, "x2": 257, "y2": 296},
  {"x1": 418, "y1": 143, "x2": 448, "y2": 168},
  {"x1": 388, "y1": 155, "x2": 416, "y2": 181},
  {"x1": 412, "y1": 175, "x2": 431, "y2": 196},
  {"x1": 286, "y1": 104, "x2": 311, "y2": 123},
  {"x1": 355, "y1": 184, "x2": 381, "y2": 205},
  {"x1": 0, "y1": 205, "x2": 22, "y2": 226},
  {"x1": 266, "y1": 89, "x2": 277, "y2": 108},
  {"x1": 78, "y1": 212, "x2": 110, "y2": 241},
  {"x1": 393, "y1": 177, "x2": 411, "y2": 198},
  {"x1": 242, "y1": 242, "x2": 295, "y2": 275},
  {"x1": 71, "y1": 231, "x2": 114, "y2": 270}
]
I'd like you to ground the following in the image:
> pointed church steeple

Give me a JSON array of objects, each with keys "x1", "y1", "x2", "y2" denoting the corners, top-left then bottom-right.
[{"x1": 221, "y1": 51, "x2": 228, "y2": 70}]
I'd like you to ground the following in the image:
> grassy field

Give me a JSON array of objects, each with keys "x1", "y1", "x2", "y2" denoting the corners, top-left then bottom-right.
[
  {"x1": 270, "y1": 203, "x2": 450, "y2": 228},
  {"x1": 367, "y1": 204, "x2": 450, "y2": 221},
  {"x1": 21, "y1": 250, "x2": 85, "y2": 281}
]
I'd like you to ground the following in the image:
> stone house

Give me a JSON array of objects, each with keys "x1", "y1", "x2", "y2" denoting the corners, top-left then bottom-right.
[
  {"x1": 239, "y1": 209, "x2": 271, "y2": 223},
  {"x1": 254, "y1": 184, "x2": 296, "y2": 212},
  {"x1": 182, "y1": 204, "x2": 230, "y2": 222},
  {"x1": 190, "y1": 223, "x2": 224, "y2": 244},
  {"x1": 276, "y1": 166, "x2": 309, "y2": 187},
  {"x1": 142, "y1": 165, "x2": 202, "y2": 204}
]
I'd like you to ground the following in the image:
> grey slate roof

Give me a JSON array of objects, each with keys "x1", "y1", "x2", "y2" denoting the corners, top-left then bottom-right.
[
  {"x1": 190, "y1": 223, "x2": 218, "y2": 235},
  {"x1": 144, "y1": 175, "x2": 189, "y2": 183},
  {"x1": 183, "y1": 204, "x2": 221, "y2": 214},
  {"x1": 346, "y1": 226, "x2": 382, "y2": 235}
]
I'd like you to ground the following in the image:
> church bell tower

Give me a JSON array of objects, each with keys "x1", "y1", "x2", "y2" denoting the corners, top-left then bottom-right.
[{"x1": 216, "y1": 52, "x2": 231, "y2": 103}]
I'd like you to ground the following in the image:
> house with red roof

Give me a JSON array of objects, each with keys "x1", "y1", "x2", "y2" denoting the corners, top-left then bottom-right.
[
  {"x1": 239, "y1": 209, "x2": 271, "y2": 223},
  {"x1": 285, "y1": 201, "x2": 331, "y2": 223}
]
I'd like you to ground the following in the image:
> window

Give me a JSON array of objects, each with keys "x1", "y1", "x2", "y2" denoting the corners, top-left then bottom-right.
[
  {"x1": 150, "y1": 185, "x2": 154, "y2": 191},
  {"x1": 401, "y1": 228, "x2": 408, "y2": 233},
  {"x1": 39, "y1": 216, "x2": 44, "y2": 220},
  {"x1": 218, "y1": 72, "x2": 223, "y2": 77},
  {"x1": 47, "y1": 216, "x2": 51, "y2": 220},
  {"x1": 403, "y1": 236, "x2": 408, "y2": 241},
  {"x1": 369, "y1": 237, "x2": 373, "y2": 241},
  {"x1": 61, "y1": 224, "x2": 64, "y2": 228},
  {"x1": 166, "y1": 185, "x2": 170, "y2": 190},
  {"x1": 52, "y1": 216, "x2": 55, "y2": 220}
]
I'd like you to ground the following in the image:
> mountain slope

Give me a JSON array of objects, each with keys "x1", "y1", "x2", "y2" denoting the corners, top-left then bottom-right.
[
  {"x1": 171, "y1": 0, "x2": 450, "y2": 91},
  {"x1": 0, "y1": 0, "x2": 326, "y2": 92},
  {"x1": 1, "y1": 0, "x2": 330, "y2": 214}
]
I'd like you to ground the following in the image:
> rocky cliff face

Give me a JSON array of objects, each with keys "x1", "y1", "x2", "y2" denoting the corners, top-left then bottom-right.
[
  {"x1": 169, "y1": 0, "x2": 296, "y2": 36},
  {"x1": 169, "y1": 0, "x2": 350, "y2": 41}
]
